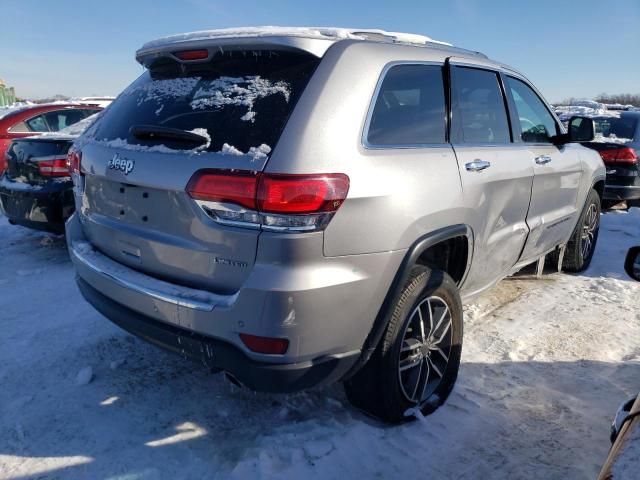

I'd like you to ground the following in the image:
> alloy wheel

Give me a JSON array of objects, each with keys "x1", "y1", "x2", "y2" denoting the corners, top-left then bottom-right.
[
  {"x1": 398, "y1": 296, "x2": 453, "y2": 403},
  {"x1": 581, "y1": 203, "x2": 599, "y2": 259}
]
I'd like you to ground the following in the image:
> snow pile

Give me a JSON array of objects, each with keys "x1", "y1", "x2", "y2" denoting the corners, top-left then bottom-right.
[
  {"x1": 191, "y1": 76, "x2": 290, "y2": 121},
  {"x1": 555, "y1": 101, "x2": 618, "y2": 121},
  {"x1": 139, "y1": 26, "x2": 451, "y2": 51},
  {"x1": 220, "y1": 143, "x2": 271, "y2": 160},
  {"x1": 220, "y1": 143, "x2": 244, "y2": 155},
  {"x1": 189, "y1": 128, "x2": 211, "y2": 149},
  {"x1": 592, "y1": 133, "x2": 634, "y2": 144}
]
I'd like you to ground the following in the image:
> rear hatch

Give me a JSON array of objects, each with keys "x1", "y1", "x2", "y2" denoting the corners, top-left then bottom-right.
[
  {"x1": 583, "y1": 115, "x2": 639, "y2": 186},
  {"x1": 4, "y1": 137, "x2": 73, "y2": 184},
  {"x1": 76, "y1": 48, "x2": 320, "y2": 294}
]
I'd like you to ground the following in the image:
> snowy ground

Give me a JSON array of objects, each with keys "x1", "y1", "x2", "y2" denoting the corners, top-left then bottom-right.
[{"x1": 0, "y1": 210, "x2": 639, "y2": 479}]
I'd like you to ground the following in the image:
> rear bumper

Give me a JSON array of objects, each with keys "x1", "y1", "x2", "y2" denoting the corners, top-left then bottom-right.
[
  {"x1": 0, "y1": 176, "x2": 74, "y2": 233},
  {"x1": 603, "y1": 184, "x2": 640, "y2": 201},
  {"x1": 66, "y1": 213, "x2": 404, "y2": 391},
  {"x1": 77, "y1": 277, "x2": 358, "y2": 392}
]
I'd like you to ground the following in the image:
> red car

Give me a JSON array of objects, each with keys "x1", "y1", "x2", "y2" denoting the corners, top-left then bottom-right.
[{"x1": 0, "y1": 104, "x2": 101, "y2": 174}]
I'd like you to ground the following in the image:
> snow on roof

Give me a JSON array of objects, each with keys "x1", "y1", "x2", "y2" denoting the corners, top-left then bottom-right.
[{"x1": 140, "y1": 26, "x2": 451, "y2": 51}]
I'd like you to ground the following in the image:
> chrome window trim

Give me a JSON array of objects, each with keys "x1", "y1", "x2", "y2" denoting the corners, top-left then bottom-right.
[{"x1": 361, "y1": 60, "x2": 447, "y2": 150}]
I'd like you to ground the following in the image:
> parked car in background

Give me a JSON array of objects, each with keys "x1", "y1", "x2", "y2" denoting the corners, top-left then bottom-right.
[
  {"x1": 0, "y1": 104, "x2": 101, "y2": 175},
  {"x1": 66, "y1": 27, "x2": 605, "y2": 423},
  {"x1": 0, "y1": 113, "x2": 100, "y2": 233},
  {"x1": 573, "y1": 112, "x2": 640, "y2": 206}
]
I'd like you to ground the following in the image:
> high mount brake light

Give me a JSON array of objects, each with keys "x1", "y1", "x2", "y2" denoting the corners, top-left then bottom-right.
[
  {"x1": 599, "y1": 147, "x2": 637, "y2": 165},
  {"x1": 173, "y1": 49, "x2": 209, "y2": 61},
  {"x1": 38, "y1": 157, "x2": 70, "y2": 177},
  {"x1": 186, "y1": 170, "x2": 350, "y2": 232}
]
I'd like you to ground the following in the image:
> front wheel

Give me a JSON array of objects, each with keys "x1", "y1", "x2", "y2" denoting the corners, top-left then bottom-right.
[
  {"x1": 344, "y1": 266, "x2": 463, "y2": 424},
  {"x1": 562, "y1": 189, "x2": 601, "y2": 272}
]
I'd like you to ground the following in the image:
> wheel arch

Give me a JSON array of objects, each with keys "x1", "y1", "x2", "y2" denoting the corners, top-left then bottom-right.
[
  {"x1": 343, "y1": 224, "x2": 473, "y2": 379},
  {"x1": 592, "y1": 178, "x2": 605, "y2": 201}
]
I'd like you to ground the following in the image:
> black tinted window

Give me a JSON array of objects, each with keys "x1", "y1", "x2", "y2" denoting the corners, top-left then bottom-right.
[
  {"x1": 94, "y1": 51, "x2": 319, "y2": 153},
  {"x1": 452, "y1": 67, "x2": 510, "y2": 144},
  {"x1": 506, "y1": 77, "x2": 558, "y2": 143},
  {"x1": 43, "y1": 109, "x2": 88, "y2": 131},
  {"x1": 26, "y1": 115, "x2": 49, "y2": 132},
  {"x1": 367, "y1": 64, "x2": 446, "y2": 146},
  {"x1": 593, "y1": 116, "x2": 638, "y2": 143}
]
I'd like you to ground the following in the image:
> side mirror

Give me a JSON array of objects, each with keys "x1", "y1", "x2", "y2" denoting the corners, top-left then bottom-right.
[
  {"x1": 568, "y1": 116, "x2": 595, "y2": 142},
  {"x1": 624, "y1": 246, "x2": 640, "y2": 281}
]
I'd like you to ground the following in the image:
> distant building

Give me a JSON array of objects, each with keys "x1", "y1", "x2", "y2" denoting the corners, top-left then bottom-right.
[{"x1": 0, "y1": 78, "x2": 17, "y2": 107}]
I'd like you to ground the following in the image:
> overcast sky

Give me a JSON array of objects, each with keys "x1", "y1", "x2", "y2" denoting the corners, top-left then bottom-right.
[{"x1": 1, "y1": 0, "x2": 638, "y2": 103}]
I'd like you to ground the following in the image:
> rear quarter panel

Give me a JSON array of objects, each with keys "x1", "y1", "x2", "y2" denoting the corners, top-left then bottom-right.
[{"x1": 266, "y1": 41, "x2": 469, "y2": 257}]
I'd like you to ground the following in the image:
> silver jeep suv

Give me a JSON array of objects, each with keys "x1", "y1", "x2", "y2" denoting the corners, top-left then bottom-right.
[{"x1": 66, "y1": 27, "x2": 605, "y2": 423}]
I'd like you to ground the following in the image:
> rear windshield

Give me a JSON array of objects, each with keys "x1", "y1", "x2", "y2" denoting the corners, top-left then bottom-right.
[
  {"x1": 93, "y1": 50, "x2": 319, "y2": 154},
  {"x1": 592, "y1": 115, "x2": 638, "y2": 143}
]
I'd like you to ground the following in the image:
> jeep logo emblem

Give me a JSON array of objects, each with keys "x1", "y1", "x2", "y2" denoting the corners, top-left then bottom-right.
[{"x1": 108, "y1": 153, "x2": 135, "y2": 175}]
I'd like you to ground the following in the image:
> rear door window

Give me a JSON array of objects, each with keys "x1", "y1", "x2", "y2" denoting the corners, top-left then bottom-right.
[
  {"x1": 451, "y1": 67, "x2": 511, "y2": 144},
  {"x1": 25, "y1": 115, "x2": 49, "y2": 132},
  {"x1": 366, "y1": 64, "x2": 446, "y2": 146},
  {"x1": 506, "y1": 76, "x2": 559, "y2": 143},
  {"x1": 43, "y1": 109, "x2": 88, "y2": 131},
  {"x1": 94, "y1": 51, "x2": 319, "y2": 154}
]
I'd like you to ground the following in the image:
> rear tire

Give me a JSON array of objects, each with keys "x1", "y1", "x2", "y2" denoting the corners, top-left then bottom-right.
[
  {"x1": 344, "y1": 266, "x2": 463, "y2": 424},
  {"x1": 562, "y1": 189, "x2": 601, "y2": 272}
]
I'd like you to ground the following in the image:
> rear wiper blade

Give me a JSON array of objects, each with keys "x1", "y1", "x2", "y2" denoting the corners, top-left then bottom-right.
[{"x1": 130, "y1": 125, "x2": 208, "y2": 145}]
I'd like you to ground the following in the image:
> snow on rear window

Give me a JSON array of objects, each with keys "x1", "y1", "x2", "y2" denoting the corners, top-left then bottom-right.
[
  {"x1": 190, "y1": 76, "x2": 290, "y2": 121},
  {"x1": 592, "y1": 116, "x2": 638, "y2": 144},
  {"x1": 94, "y1": 51, "x2": 318, "y2": 154}
]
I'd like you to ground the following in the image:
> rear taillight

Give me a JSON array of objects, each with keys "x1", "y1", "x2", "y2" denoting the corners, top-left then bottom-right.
[
  {"x1": 187, "y1": 171, "x2": 258, "y2": 209},
  {"x1": 239, "y1": 333, "x2": 289, "y2": 355},
  {"x1": 67, "y1": 150, "x2": 82, "y2": 175},
  {"x1": 257, "y1": 174, "x2": 349, "y2": 213},
  {"x1": 173, "y1": 49, "x2": 209, "y2": 61},
  {"x1": 67, "y1": 149, "x2": 85, "y2": 194},
  {"x1": 186, "y1": 170, "x2": 350, "y2": 232},
  {"x1": 599, "y1": 147, "x2": 637, "y2": 165},
  {"x1": 38, "y1": 157, "x2": 70, "y2": 177}
]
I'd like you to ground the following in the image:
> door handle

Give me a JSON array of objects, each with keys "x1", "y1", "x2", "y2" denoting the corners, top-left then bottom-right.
[
  {"x1": 535, "y1": 155, "x2": 552, "y2": 165},
  {"x1": 465, "y1": 160, "x2": 491, "y2": 172}
]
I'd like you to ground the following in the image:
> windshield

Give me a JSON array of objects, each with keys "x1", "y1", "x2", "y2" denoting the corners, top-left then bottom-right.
[{"x1": 93, "y1": 50, "x2": 319, "y2": 155}]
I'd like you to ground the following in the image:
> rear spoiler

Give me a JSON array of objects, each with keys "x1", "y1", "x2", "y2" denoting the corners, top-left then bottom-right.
[{"x1": 136, "y1": 35, "x2": 336, "y2": 67}]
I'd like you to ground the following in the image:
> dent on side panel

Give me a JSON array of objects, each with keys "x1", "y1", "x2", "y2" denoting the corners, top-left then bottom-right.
[{"x1": 324, "y1": 146, "x2": 464, "y2": 256}]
